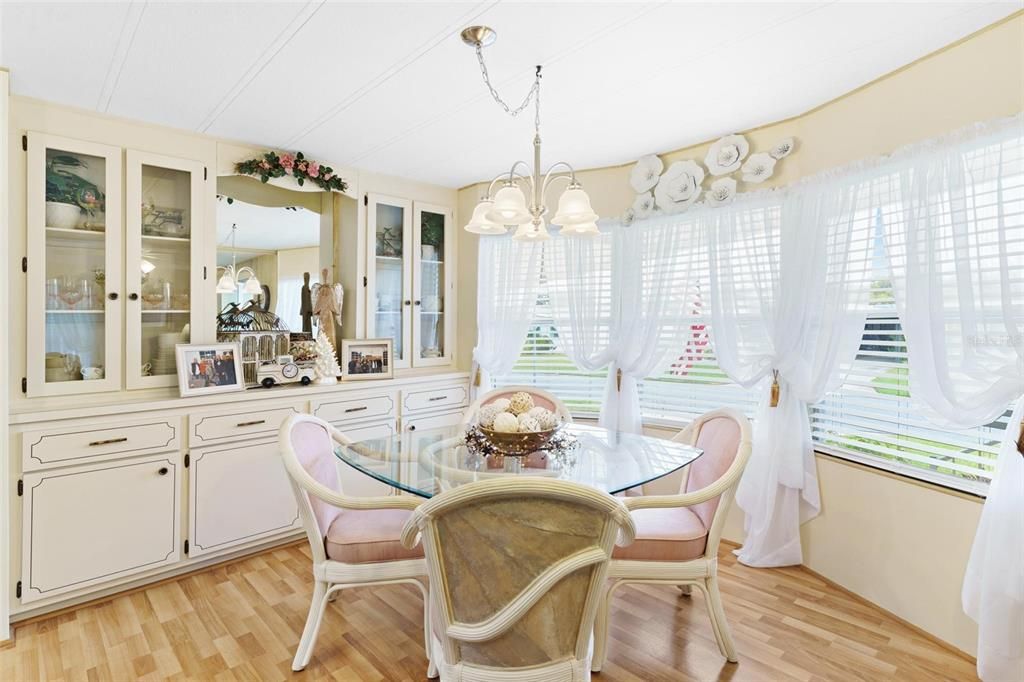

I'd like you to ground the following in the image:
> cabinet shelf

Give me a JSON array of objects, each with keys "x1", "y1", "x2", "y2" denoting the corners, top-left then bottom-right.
[
  {"x1": 141, "y1": 234, "x2": 190, "y2": 243},
  {"x1": 142, "y1": 309, "x2": 190, "y2": 314},
  {"x1": 46, "y1": 309, "x2": 104, "y2": 314},
  {"x1": 45, "y1": 227, "x2": 106, "y2": 243},
  {"x1": 376, "y1": 255, "x2": 403, "y2": 262}
]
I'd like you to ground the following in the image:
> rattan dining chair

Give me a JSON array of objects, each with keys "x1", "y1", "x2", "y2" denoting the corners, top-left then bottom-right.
[
  {"x1": 591, "y1": 408, "x2": 753, "y2": 669},
  {"x1": 279, "y1": 413, "x2": 436, "y2": 675},
  {"x1": 401, "y1": 477, "x2": 636, "y2": 681}
]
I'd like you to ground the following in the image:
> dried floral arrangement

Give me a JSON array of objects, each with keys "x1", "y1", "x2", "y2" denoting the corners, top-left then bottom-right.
[{"x1": 234, "y1": 151, "x2": 348, "y2": 193}]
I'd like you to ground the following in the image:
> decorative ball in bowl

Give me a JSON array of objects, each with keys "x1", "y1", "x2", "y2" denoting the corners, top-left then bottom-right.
[{"x1": 475, "y1": 392, "x2": 564, "y2": 457}]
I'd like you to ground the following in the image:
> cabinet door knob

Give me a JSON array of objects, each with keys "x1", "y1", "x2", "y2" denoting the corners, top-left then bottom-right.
[
  {"x1": 408, "y1": 424, "x2": 417, "y2": 431},
  {"x1": 414, "y1": 300, "x2": 421, "y2": 306},
  {"x1": 158, "y1": 467, "x2": 169, "y2": 476},
  {"x1": 128, "y1": 293, "x2": 139, "y2": 300},
  {"x1": 108, "y1": 292, "x2": 119, "y2": 300},
  {"x1": 404, "y1": 300, "x2": 411, "y2": 306}
]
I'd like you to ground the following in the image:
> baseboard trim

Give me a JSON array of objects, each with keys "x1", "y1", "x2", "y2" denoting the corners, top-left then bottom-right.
[{"x1": 798, "y1": 563, "x2": 977, "y2": 665}]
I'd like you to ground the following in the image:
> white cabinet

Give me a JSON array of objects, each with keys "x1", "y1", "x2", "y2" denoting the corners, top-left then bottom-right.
[
  {"x1": 336, "y1": 420, "x2": 397, "y2": 497},
  {"x1": 26, "y1": 133, "x2": 123, "y2": 396},
  {"x1": 125, "y1": 150, "x2": 205, "y2": 389},
  {"x1": 365, "y1": 193, "x2": 454, "y2": 370},
  {"x1": 187, "y1": 439, "x2": 300, "y2": 557},
  {"x1": 20, "y1": 454, "x2": 181, "y2": 604}
]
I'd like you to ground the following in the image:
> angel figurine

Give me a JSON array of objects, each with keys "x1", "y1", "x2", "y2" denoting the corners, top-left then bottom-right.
[{"x1": 311, "y1": 267, "x2": 344, "y2": 351}]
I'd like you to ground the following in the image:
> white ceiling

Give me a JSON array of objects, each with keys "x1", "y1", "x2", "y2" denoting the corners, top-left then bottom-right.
[{"x1": 2, "y1": 2, "x2": 1018, "y2": 188}]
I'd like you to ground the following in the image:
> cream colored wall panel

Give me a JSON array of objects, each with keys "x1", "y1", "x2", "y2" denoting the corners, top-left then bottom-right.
[
  {"x1": 19, "y1": 454, "x2": 181, "y2": 604},
  {"x1": 402, "y1": 384, "x2": 468, "y2": 415},
  {"x1": 188, "y1": 402, "x2": 305, "y2": 446},
  {"x1": 20, "y1": 418, "x2": 179, "y2": 472},
  {"x1": 187, "y1": 440, "x2": 299, "y2": 557},
  {"x1": 312, "y1": 391, "x2": 397, "y2": 428}
]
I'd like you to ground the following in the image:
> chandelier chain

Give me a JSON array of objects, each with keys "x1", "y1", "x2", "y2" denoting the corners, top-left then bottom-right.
[{"x1": 475, "y1": 44, "x2": 541, "y2": 132}]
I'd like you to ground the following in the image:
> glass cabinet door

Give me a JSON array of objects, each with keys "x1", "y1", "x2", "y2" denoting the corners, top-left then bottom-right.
[
  {"x1": 412, "y1": 203, "x2": 453, "y2": 366},
  {"x1": 125, "y1": 150, "x2": 205, "y2": 389},
  {"x1": 367, "y1": 193, "x2": 413, "y2": 369},
  {"x1": 26, "y1": 133, "x2": 122, "y2": 396}
]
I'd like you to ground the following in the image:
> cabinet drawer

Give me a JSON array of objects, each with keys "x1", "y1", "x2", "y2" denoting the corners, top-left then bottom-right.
[
  {"x1": 20, "y1": 454, "x2": 181, "y2": 604},
  {"x1": 188, "y1": 440, "x2": 300, "y2": 557},
  {"x1": 402, "y1": 385, "x2": 468, "y2": 415},
  {"x1": 21, "y1": 418, "x2": 180, "y2": 472},
  {"x1": 189, "y1": 403, "x2": 304, "y2": 446},
  {"x1": 313, "y1": 391, "x2": 397, "y2": 427}
]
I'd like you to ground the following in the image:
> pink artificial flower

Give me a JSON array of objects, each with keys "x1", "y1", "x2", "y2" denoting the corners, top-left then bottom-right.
[
  {"x1": 323, "y1": 172, "x2": 333, "y2": 181},
  {"x1": 259, "y1": 160, "x2": 270, "y2": 170},
  {"x1": 297, "y1": 161, "x2": 307, "y2": 172},
  {"x1": 279, "y1": 153, "x2": 295, "y2": 175},
  {"x1": 307, "y1": 161, "x2": 320, "y2": 179}
]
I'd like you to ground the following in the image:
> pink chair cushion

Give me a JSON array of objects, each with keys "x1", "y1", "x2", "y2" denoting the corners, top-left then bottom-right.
[
  {"x1": 685, "y1": 416, "x2": 741, "y2": 528},
  {"x1": 290, "y1": 420, "x2": 345, "y2": 536},
  {"x1": 612, "y1": 506, "x2": 708, "y2": 561},
  {"x1": 325, "y1": 508, "x2": 425, "y2": 564},
  {"x1": 484, "y1": 390, "x2": 557, "y2": 412}
]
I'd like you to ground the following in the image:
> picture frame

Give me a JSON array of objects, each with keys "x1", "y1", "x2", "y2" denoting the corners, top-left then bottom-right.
[
  {"x1": 175, "y1": 342, "x2": 245, "y2": 397},
  {"x1": 341, "y1": 338, "x2": 393, "y2": 381}
]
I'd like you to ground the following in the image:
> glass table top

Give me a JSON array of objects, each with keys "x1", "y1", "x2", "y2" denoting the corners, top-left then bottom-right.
[{"x1": 335, "y1": 423, "x2": 703, "y2": 498}]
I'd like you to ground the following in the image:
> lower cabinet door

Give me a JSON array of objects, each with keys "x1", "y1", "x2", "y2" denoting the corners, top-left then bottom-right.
[
  {"x1": 188, "y1": 439, "x2": 300, "y2": 557},
  {"x1": 20, "y1": 454, "x2": 181, "y2": 604},
  {"x1": 335, "y1": 420, "x2": 396, "y2": 497}
]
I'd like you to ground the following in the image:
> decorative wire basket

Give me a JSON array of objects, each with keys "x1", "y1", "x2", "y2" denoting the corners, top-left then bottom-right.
[{"x1": 477, "y1": 425, "x2": 563, "y2": 457}]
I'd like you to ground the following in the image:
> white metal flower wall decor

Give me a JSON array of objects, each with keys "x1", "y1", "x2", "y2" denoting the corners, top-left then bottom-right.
[
  {"x1": 654, "y1": 160, "x2": 704, "y2": 212},
  {"x1": 704, "y1": 134, "x2": 749, "y2": 175},
  {"x1": 629, "y1": 154, "x2": 664, "y2": 193},
  {"x1": 707, "y1": 177, "x2": 737, "y2": 206},
  {"x1": 740, "y1": 152, "x2": 777, "y2": 183},
  {"x1": 622, "y1": 134, "x2": 797, "y2": 222}
]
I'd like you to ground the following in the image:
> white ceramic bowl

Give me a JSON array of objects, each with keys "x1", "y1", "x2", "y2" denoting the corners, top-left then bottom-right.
[{"x1": 45, "y1": 201, "x2": 82, "y2": 229}]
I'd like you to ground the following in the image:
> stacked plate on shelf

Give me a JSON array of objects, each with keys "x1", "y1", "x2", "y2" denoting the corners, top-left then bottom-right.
[{"x1": 150, "y1": 332, "x2": 180, "y2": 376}]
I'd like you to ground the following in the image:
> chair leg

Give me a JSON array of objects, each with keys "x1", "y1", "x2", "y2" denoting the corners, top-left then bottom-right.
[
  {"x1": 705, "y1": 575, "x2": 738, "y2": 663},
  {"x1": 418, "y1": 583, "x2": 439, "y2": 679},
  {"x1": 591, "y1": 581, "x2": 617, "y2": 673},
  {"x1": 292, "y1": 580, "x2": 330, "y2": 672}
]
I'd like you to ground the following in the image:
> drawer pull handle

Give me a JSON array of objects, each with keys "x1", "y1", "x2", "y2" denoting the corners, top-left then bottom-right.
[
  {"x1": 88, "y1": 437, "x2": 128, "y2": 447},
  {"x1": 158, "y1": 467, "x2": 169, "y2": 476},
  {"x1": 428, "y1": 396, "x2": 447, "y2": 402},
  {"x1": 236, "y1": 419, "x2": 266, "y2": 427},
  {"x1": 408, "y1": 424, "x2": 417, "y2": 431},
  {"x1": 344, "y1": 406, "x2": 368, "y2": 413}
]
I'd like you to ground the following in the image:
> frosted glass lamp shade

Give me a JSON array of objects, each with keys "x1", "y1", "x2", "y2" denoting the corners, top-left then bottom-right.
[
  {"x1": 215, "y1": 273, "x2": 236, "y2": 294},
  {"x1": 560, "y1": 221, "x2": 599, "y2": 236},
  {"x1": 243, "y1": 276, "x2": 263, "y2": 295},
  {"x1": 485, "y1": 185, "x2": 531, "y2": 225},
  {"x1": 512, "y1": 219, "x2": 550, "y2": 242},
  {"x1": 550, "y1": 187, "x2": 598, "y2": 225},
  {"x1": 464, "y1": 199, "x2": 507, "y2": 234}
]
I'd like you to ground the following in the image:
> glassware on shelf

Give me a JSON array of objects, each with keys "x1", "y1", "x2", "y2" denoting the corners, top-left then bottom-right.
[
  {"x1": 79, "y1": 278, "x2": 95, "y2": 309},
  {"x1": 161, "y1": 280, "x2": 173, "y2": 310},
  {"x1": 142, "y1": 289, "x2": 165, "y2": 310},
  {"x1": 171, "y1": 293, "x2": 190, "y2": 310},
  {"x1": 46, "y1": 277, "x2": 62, "y2": 310},
  {"x1": 58, "y1": 279, "x2": 84, "y2": 310}
]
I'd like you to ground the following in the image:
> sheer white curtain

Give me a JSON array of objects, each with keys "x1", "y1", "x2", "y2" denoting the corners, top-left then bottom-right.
[
  {"x1": 471, "y1": 236, "x2": 543, "y2": 398},
  {"x1": 879, "y1": 116, "x2": 1023, "y2": 681},
  {"x1": 546, "y1": 220, "x2": 698, "y2": 432},
  {"x1": 705, "y1": 186, "x2": 873, "y2": 567}
]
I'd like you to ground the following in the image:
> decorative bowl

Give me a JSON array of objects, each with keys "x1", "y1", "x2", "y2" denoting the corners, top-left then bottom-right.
[
  {"x1": 478, "y1": 424, "x2": 563, "y2": 457},
  {"x1": 45, "y1": 201, "x2": 82, "y2": 229}
]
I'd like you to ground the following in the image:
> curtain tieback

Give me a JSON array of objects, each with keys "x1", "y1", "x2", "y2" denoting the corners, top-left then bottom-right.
[
  {"x1": 474, "y1": 366, "x2": 482, "y2": 387},
  {"x1": 1017, "y1": 419, "x2": 1024, "y2": 456},
  {"x1": 616, "y1": 367, "x2": 623, "y2": 392},
  {"x1": 769, "y1": 369, "x2": 780, "y2": 408}
]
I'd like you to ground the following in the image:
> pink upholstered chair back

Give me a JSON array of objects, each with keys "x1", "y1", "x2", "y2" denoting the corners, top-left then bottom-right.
[
  {"x1": 287, "y1": 418, "x2": 344, "y2": 537},
  {"x1": 683, "y1": 415, "x2": 743, "y2": 528}
]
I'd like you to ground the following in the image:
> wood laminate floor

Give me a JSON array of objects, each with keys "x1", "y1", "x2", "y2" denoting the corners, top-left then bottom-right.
[{"x1": 0, "y1": 543, "x2": 977, "y2": 681}]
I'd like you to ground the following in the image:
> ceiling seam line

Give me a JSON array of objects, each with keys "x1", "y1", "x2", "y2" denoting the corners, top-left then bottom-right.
[
  {"x1": 279, "y1": 0, "x2": 500, "y2": 149},
  {"x1": 97, "y1": 1, "x2": 147, "y2": 113},
  {"x1": 197, "y1": 0, "x2": 327, "y2": 134},
  {"x1": 341, "y1": 0, "x2": 668, "y2": 169}
]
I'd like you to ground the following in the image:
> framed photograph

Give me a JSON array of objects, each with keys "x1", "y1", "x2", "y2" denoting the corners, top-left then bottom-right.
[
  {"x1": 176, "y1": 343, "x2": 245, "y2": 397},
  {"x1": 341, "y1": 338, "x2": 393, "y2": 381}
]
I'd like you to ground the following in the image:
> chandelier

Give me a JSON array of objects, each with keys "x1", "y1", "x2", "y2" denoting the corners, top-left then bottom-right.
[
  {"x1": 461, "y1": 26, "x2": 598, "y2": 240},
  {"x1": 215, "y1": 223, "x2": 262, "y2": 295}
]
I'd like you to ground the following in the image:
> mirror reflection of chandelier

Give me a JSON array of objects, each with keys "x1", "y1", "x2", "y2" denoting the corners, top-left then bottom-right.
[
  {"x1": 216, "y1": 223, "x2": 262, "y2": 295},
  {"x1": 461, "y1": 26, "x2": 599, "y2": 241}
]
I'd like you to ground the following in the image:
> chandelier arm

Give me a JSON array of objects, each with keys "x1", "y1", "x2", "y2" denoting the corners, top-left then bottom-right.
[{"x1": 541, "y1": 164, "x2": 577, "y2": 197}]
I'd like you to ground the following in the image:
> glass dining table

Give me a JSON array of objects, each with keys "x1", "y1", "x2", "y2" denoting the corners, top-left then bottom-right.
[{"x1": 334, "y1": 423, "x2": 703, "y2": 498}]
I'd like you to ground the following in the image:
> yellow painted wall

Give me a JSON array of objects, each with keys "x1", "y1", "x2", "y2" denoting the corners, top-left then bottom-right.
[{"x1": 461, "y1": 14, "x2": 1024, "y2": 657}]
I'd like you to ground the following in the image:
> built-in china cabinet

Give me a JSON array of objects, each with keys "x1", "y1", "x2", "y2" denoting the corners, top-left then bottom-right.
[
  {"x1": 366, "y1": 193, "x2": 454, "y2": 370},
  {"x1": 25, "y1": 134, "x2": 205, "y2": 396}
]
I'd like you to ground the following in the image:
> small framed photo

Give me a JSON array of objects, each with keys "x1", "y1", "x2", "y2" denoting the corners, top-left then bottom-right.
[
  {"x1": 176, "y1": 343, "x2": 245, "y2": 397},
  {"x1": 341, "y1": 338, "x2": 393, "y2": 381}
]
